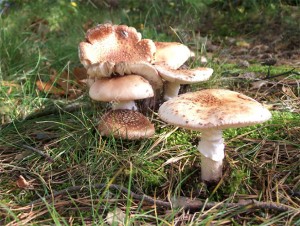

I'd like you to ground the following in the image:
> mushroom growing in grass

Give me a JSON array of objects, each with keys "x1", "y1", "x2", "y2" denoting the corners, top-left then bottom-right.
[
  {"x1": 89, "y1": 75, "x2": 154, "y2": 110},
  {"x1": 158, "y1": 89, "x2": 271, "y2": 183},
  {"x1": 98, "y1": 109, "x2": 155, "y2": 140},
  {"x1": 154, "y1": 63, "x2": 214, "y2": 101}
]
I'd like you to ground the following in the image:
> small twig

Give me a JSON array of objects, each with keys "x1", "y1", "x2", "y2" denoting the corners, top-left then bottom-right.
[
  {"x1": 21, "y1": 145, "x2": 54, "y2": 163},
  {"x1": 27, "y1": 183, "x2": 298, "y2": 213},
  {"x1": 263, "y1": 68, "x2": 296, "y2": 80},
  {"x1": 29, "y1": 183, "x2": 170, "y2": 208},
  {"x1": 289, "y1": 190, "x2": 300, "y2": 197}
]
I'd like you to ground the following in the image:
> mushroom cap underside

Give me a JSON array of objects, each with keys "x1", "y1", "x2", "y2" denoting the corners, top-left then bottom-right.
[
  {"x1": 154, "y1": 64, "x2": 213, "y2": 84},
  {"x1": 114, "y1": 61, "x2": 163, "y2": 89},
  {"x1": 89, "y1": 74, "x2": 154, "y2": 101},
  {"x1": 98, "y1": 109, "x2": 155, "y2": 139},
  {"x1": 79, "y1": 23, "x2": 156, "y2": 67},
  {"x1": 158, "y1": 89, "x2": 272, "y2": 130}
]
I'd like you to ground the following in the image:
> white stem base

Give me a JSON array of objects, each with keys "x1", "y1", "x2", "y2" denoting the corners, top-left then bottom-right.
[
  {"x1": 111, "y1": 100, "x2": 137, "y2": 111},
  {"x1": 163, "y1": 82, "x2": 180, "y2": 101},
  {"x1": 197, "y1": 129, "x2": 225, "y2": 183},
  {"x1": 200, "y1": 154, "x2": 223, "y2": 182}
]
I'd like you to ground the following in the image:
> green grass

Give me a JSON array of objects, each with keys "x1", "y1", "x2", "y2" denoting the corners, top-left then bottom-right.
[{"x1": 1, "y1": 0, "x2": 300, "y2": 225}]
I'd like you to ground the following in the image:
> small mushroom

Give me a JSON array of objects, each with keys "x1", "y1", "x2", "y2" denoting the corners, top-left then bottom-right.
[
  {"x1": 98, "y1": 109, "x2": 155, "y2": 140},
  {"x1": 89, "y1": 74, "x2": 154, "y2": 110},
  {"x1": 158, "y1": 89, "x2": 271, "y2": 183},
  {"x1": 153, "y1": 42, "x2": 193, "y2": 69},
  {"x1": 154, "y1": 63, "x2": 213, "y2": 101}
]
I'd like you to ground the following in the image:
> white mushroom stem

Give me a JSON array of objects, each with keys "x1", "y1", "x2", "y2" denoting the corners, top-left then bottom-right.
[
  {"x1": 163, "y1": 81, "x2": 181, "y2": 101},
  {"x1": 197, "y1": 129, "x2": 225, "y2": 182},
  {"x1": 111, "y1": 100, "x2": 137, "y2": 111}
]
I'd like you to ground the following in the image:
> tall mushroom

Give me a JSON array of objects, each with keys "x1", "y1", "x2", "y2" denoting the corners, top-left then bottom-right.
[{"x1": 158, "y1": 89, "x2": 271, "y2": 183}]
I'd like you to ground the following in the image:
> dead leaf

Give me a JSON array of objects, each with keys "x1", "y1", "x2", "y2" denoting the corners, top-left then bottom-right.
[
  {"x1": 250, "y1": 80, "x2": 268, "y2": 90},
  {"x1": 250, "y1": 44, "x2": 269, "y2": 54},
  {"x1": 1, "y1": 81, "x2": 21, "y2": 95},
  {"x1": 36, "y1": 80, "x2": 65, "y2": 95},
  {"x1": 16, "y1": 175, "x2": 34, "y2": 189},
  {"x1": 50, "y1": 69, "x2": 71, "y2": 92},
  {"x1": 238, "y1": 72, "x2": 256, "y2": 79},
  {"x1": 236, "y1": 59, "x2": 250, "y2": 68},
  {"x1": 171, "y1": 196, "x2": 203, "y2": 209},
  {"x1": 162, "y1": 155, "x2": 190, "y2": 167},
  {"x1": 73, "y1": 67, "x2": 88, "y2": 84},
  {"x1": 282, "y1": 86, "x2": 297, "y2": 98},
  {"x1": 49, "y1": 68, "x2": 85, "y2": 99},
  {"x1": 236, "y1": 40, "x2": 250, "y2": 48},
  {"x1": 106, "y1": 207, "x2": 126, "y2": 226}
]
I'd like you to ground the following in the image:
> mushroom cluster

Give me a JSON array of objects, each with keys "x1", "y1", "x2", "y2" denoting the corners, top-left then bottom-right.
[
  {"x1": 79, "y1": 23, "x2": 213, "y2": 139},
  {"x1": 78, "y1": 23, "x2": 271, "y2": 184}
]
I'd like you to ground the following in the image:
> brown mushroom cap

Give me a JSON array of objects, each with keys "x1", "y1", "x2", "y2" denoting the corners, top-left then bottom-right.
[
  {"x1": 158, "y1": 89, "x2": 271, "y2": 130},
  {"x1": 89, "y1": 74, "x2": 154, "y2": 102},
  {"x1": 114, "y1": 61, "x2": 163, "y2": 89},
  {"x1": 79, "y1": 23, "x2": 156, "y2": 67},
  {"x1": 98, "y1": 109, "x2": 155, "y2": 139},
  {"x1": 154, "y1": 64, "x2": 213, "y2": 84},
  {"x1": 153, "y1": 42, "x2": 192, "y2": 69}
]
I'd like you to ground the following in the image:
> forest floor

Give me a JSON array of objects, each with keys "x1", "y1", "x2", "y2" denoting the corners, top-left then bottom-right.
[{"x1": 0, "y1": 1, "x2": 299, "y2": 225}]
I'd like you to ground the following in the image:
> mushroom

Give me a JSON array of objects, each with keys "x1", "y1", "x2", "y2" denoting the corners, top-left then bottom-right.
[
  {"x1": 154, "y1": 63, "x2": 214, "y2": 101},
  {"x1": 158, "y1": 89, "x2": 271, "y2": 183},
  {"x1": 153, "y1": 42, "x2": 193, "y2": 69},
  {"x1": 79, "y1": 23, "x2": 156, "y2": 77},
  {"x1": 98, "y1": 109, "x2": 155, "y2": 140},
  {"x1": 89, "y1": 74, "x2": 154, "y2": 110}
]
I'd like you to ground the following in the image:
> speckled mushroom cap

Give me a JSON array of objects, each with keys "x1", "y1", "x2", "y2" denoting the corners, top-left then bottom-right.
[
  {"x1": 98, "y1": 109, "x2": 155, "y2": 139},
  {"x1": 89, "y1": 74, "x2": 154, "y2": 102},
  {"x1": 154, "y1": 64, "x2": 213, "y2": 84},
  {"x1": 153, "y1": 42, "x2": 192, "y2": 69},
  {"x1": 158, "y1": 89, "x2": 272, "y2": 130},
  {"x1": 79, "y1": 23, "x2": 156, "y2": 67},
  {"x1": 114, "y1": 61, "x2": 163, "y2": 89}
]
